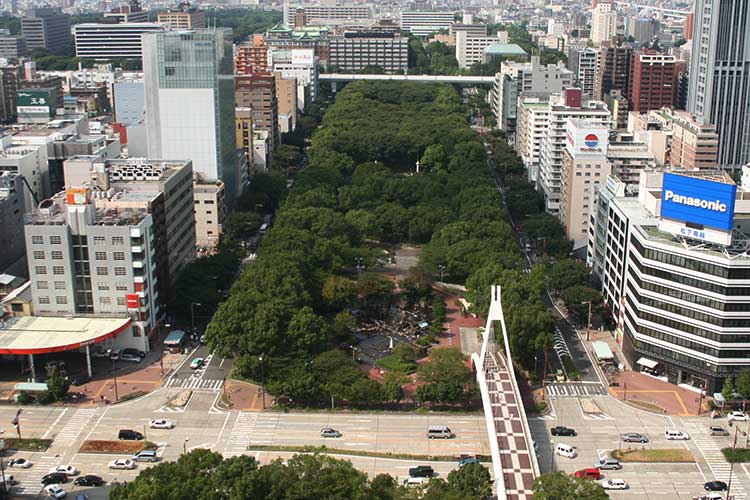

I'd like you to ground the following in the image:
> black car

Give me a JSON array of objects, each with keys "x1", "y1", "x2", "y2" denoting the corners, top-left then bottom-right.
[
  {"x1": 70, "y1": 374, "x2": 91, "y2": 386},
  {"x1": 118, "y1": 429, "x2": 144, "y2": 440},
  {"x1": 121, "y1": 348, "x2": 146, "y2": 359},
  {"x1": 704, "y1": 481, "x2": 728, "y2": 491},
  {"x1": 41, "y1": 472, "x2": 68, "y2": 485},
  {"x1": 550, "y1": 426, "x2": 577, "y2": 437},
  {"x1": 409, "y1": 465, "x2": 434, "y2": 478},
  {"x1": 74, "y1": 475, "x2": 104, "y2": 487}
]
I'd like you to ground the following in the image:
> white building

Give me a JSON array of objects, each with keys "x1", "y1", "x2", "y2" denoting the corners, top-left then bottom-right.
[
  {"x1": 74, "y1": 23, "x2": 166, "y2": 60},
  {"x1": 591, "y1": 1, "x2": 618, "y2": 44},
  {"x1": 455, "y1": 31, "x2": 508, "y2": 69},
  {"x1": 515, "y1": 96, "x2": 550, "y2": 182},
  {"x1": 568, "y1": 47, "x2": 599, "y2": 98},
  {"x1": 268, "y1": 48, "x2": 319, "y2": 112},
  {"x1": 400, "y1": 11, "x2": 455, "y2": 36}
]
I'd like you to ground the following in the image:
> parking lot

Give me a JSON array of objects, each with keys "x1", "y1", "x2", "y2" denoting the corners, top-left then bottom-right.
[{"x1": 530, "y1": 395, "x2": 750, "y2": 499}]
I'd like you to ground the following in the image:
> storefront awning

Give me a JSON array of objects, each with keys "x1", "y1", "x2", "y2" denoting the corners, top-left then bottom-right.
[
  {"x1": 0, "y1": 316, "x2": 131, "y2": 355},
  {"x1": 636, "y1": 357, "x2": 659, "y2": 369}
]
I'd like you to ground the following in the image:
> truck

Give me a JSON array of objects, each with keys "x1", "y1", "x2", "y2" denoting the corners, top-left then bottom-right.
[{"x1": 163, "y1": 330, "x2": 187, "y2": 353}]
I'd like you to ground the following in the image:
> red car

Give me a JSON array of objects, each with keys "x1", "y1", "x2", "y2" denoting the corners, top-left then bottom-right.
[{"x1": 575, "y1": 468, "x2": 602, "y2": 480}]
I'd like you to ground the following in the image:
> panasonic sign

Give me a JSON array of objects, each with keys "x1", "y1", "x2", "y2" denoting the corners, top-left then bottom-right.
[{"x1": 660, "y1": 173, "x2": 737, "y2": 231}]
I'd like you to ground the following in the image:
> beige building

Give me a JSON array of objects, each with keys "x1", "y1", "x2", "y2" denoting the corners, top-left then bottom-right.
[
  {"x1": 235, "y1": 107, "x2": 254, "y2": 176},
  {"x1": 274, "y1": 73, "x2": 298, "y2": 134},
  {"x1": 559, "y1": 119, "x2": 611, "y2": 248},
  {"x1": 157, "y1": 9, "x2": 206, "y2": 30},
  {"x1": 591, "y1": 1, "x2": 617, "y2": 44},
  {"x1": 193, "y1": 174, "x2": 224, "y2": 249},
  {"x1": 660, "y1": 109, "x2": 719, "y2": 170}
]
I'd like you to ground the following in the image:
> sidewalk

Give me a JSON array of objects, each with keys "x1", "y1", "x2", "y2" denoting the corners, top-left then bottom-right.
[{"x1": 223, "y1": 379, "x2": 272, "y2": 411}]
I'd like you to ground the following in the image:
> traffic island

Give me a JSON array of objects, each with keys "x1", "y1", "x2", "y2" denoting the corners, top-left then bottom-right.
[
  {"x1": 79, "y1": 440, "x2": 157, "y2": 454},
  {"x1": 1, "y1": 438, "x2": 52, "y2": 452},
  {"x1": 246, "y1": 444, "x2": 491, "y2": 463},
  {"x1": 611, "y1": 448, "x2": 694, "y2": 463}
]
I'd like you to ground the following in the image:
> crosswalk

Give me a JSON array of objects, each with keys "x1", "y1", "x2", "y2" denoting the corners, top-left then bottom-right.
[
  {"x1": 223, "y1": 412, "x2": 258, "y2": 458},
  {"x1": 545, "y1": 382, "x2": 608, "y2": 398},
  {"x1": 686, "y1": 422, "x2": 748, "y2": 499},
  {"x1": 12, "y1": 454, "x2": 58, "y2": 495},
  {"x1": 163, "y1": 377, "x2": 224, "y2": 391},
  {"x1": 50, "y1": 408, "x2": 97, "y2": 448}
]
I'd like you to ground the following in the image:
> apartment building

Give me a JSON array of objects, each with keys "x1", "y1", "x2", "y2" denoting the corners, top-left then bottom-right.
[
  {"x1": 235, "y1": 73, "x2": 279, "y2": 152},
  {"x1": 400, "y1": 11, "x2": 455, "y2": 36},
  {"x1": 74, "y1": 23, "x2": 166, "y2": 60},
  {"x1": 328, "y1": 32, "x2": 408, "y2": 74}
]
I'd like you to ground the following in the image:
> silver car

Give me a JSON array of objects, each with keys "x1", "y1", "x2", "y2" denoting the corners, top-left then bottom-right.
[{"x1": 320, "y1": 427, "x2": 341, "y2": 438}]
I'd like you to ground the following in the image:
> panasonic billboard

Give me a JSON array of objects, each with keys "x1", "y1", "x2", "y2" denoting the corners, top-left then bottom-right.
[{"x1": 660, "y1": 173, "x2": 737, "y2": 231}]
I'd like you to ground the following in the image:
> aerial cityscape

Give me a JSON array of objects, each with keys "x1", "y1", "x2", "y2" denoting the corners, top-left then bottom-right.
[{"x1": 0, "y1": 0, "x2": 746, "y2": 499}]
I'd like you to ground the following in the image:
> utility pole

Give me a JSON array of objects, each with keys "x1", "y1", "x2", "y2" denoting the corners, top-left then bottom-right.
[
  {"x1": 258, "y1": 356, "x2": 265, "y2": 410},
  {"x1": 190, "y1": 302, "x2": 202, "y2": 335},
  {"x1": 581, "y1": 301, "x2": 593, "y2": 342},
  {"x1": 727, "y1": 425, "x2": 739, "y2": 500},
  {"x1": 697, "y1": 384, "x2": 705, "y2": 415},
  {"x1": 112, "y1": 355, "x2": 119, "y2": 402}
]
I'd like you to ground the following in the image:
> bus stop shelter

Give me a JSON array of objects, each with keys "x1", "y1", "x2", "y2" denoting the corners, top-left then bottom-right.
[{"x1": 592, "y1": 341, "x2": 614, "y2": 363}]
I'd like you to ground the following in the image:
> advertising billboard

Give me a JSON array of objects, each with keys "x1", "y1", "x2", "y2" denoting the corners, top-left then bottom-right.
[
  {"x1": 291, "y1": 49, "x2": 314, "y2": 66},
  {"x1": 660, "y1": 173, "x2": 736, "y2": 230},
  {"x1": 564, "y1": 119, "x2": 609, "y2": 158},
  {"x1": 16, "y1": 89, "x2": 51, "y2": 115}
]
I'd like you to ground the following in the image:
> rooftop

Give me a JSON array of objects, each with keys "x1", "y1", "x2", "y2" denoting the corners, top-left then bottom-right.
[
  {"x1": 484, "y1": 43, "x2": 527, "y2": 56},
  {"x1": 0, "y1": 316, "x2": 131, "y2": 355}
]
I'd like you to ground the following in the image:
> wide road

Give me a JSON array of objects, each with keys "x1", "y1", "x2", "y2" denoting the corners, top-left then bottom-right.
[{"x1": 0, "y1": 391, "x2": 489, "y2": 498}]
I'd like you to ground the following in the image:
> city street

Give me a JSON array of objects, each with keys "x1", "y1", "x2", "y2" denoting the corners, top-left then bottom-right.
[
  {"x1": 530, "y1": 395, "x2": 750, "y2": 499},
  {"x1": 0, "y1": 390, "x2": 489, "y2": 498}
]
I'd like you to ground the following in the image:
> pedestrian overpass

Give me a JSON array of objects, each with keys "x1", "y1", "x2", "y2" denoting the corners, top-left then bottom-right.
[
  {"x1": 319, "y1": 73, "x2": 496, "y2": 85},
  {"x1": 473, "y1": 285, "x2": 540, "y2": 499}
]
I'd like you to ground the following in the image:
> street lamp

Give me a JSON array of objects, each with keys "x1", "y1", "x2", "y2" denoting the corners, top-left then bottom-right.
[
  {"x1": 10, "y1": 410, "x2": 20, "y2": 439},
  {"x1": 258, "y1": 356, "x2": 265, "y2": 410},
  {"x1": 438, "y1": 264, "x2": 446, "y2": 282},
  {"x1": 355, "y1": 257, "x2": 364, "y2": 276},
  {"x1": 190, "y1": 302, "x2": 202, "y2": 336},
  {"x1": 581, "y1": 301, "x2": 593, "y2": 342},
  {"x1": 183, "y1": 437, "x2": 189, "y2": 455},
  {"x1": 111, "y1": 355, "x2": 119, "y2": 402}
]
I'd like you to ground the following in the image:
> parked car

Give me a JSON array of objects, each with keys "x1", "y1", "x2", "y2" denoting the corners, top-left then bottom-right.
[
  {"x1": 665, "y1": 429, "x2": 690, "y2": 440},
  {"x1": 554, "y1": 443, "x2": 577, "y2": 459},
  {"x1": 704, "y1": 481, "x2": 728, "y2": 491},
  {"x1": 118, "y1": 429, "x2": 144, "y2": 441},
  {"x1": 594, "y1": 458, "x2": 622, "y2": 470},
  {"x1": 574, "y1": 468, "x2": 602, "y2": 480},
  {"x1": 727, "y1": 411, "x2": 747, "y2": 422},
  {"x1": 44, "y1": 484, "x2": 67, "y2": 498},
  {"x1": 131, "y1": 450, "x2": 158, "y2": 463},
  {"x1": 602, "y1": 479, "x2": 628, "y2": 490},
  {"x1": 48, "y1": 465, "x2": 78, "y2": 476},
  {"x1": 74, "y1": 475, "x2": 104, "y2": 487},
  {"x1": 694, "y1": 494, "x2": 725, "y2": 500},
  {"x1": 8, "y1": 457, "x2": 32, "y2": 468},
  {"x1": 409, "y1": 465, "x2": 434, "y2": 478},
  {"x1": 320, "y1": 427, "x2": 341, "y2": 438},
  {"x1": 710, "y1": 426, "x2": 730, "y2": 436},
  {"x1": 551, "y1": 426, "x2": 577, "y2": 437},
  {"x1": 149, "y1": 419, "x2": 175, "y2": 429},
  {"x1": 109, "y1": 459, "x2": 136, "y2": 470},
  {"x1": 119, "y1": 352, "x2": 142, "y2": 363},
  {"x1": 622, "y1": 433, "x2": 648, "y2": 443},
  {"x1": 458, "y1": 456, "x2": 479, "y2": 468},
  {"x1": 121, "y1": 348, "x2": 146, "y2": 359},
  {"x1": 189, "y1": 358, "x2": 204, "y2": 369},
  {"x1": 41, "y1": 473, "x2": 69, "y2": 485}
]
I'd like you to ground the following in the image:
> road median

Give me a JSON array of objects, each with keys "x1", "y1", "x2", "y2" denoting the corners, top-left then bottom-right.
[{"x1": 246, "y1": 444, "x2": 491, "y2": 463}]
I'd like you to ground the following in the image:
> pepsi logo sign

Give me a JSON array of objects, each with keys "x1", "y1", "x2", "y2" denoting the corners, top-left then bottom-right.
[{"x1": 584, "y1": 134, "x2": 599, "y2": 148}]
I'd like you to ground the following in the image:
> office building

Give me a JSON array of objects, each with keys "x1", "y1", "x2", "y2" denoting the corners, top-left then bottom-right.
[
  {"x1": 0, "y1": 62, "x2": 22, "y2": 123},
  {"x1": 157, "y1": 6, "x2": 206, "y2": 29},
  {"x1": 597, "y1": 43, "x2": 632, "y2": 100},
  {"x1": 516, "y1": 96, "x2": 550, "y2": 182},
  {"x1": 588, "y1": 168, "x2": 750, "y2": 392},
  {"x1": 113, "y1": 80, "x2": 145, "y2": 126},
  {"x1": 626, "y1": 17, "x2": 659, "y2": 43},
  {"x1": 663, "y1": 110, "x2": 719, "y2": 171},
  {"x1": 328, "y1": 32, "x2": 408, "y2": 74},
  {"x1": 74, "y1": 23, "x2": 166, "y2": 60},
  {"x1": 24, "y1": 189, "x2": 158, "y2": 352},
  {"x1": 235, "y1": 72, "x2": 278, "y2": 152},
  {"x1": 0, "y1": 171, "x2": 26, "y2": 272},
  {"x1": 538, "y1": 89, "x2": 612, "y2": 214},
  {"x1": 235, "y1": 107, "x2": 253, "y2": 175},
  {"x1": 559, "y1": 119, "x2": 611, "y2": 247},
  {"x1": 591, "y1": 1, "x2": 617, "y2": 44},
  {"x1": 105, "y1": 0, "x2": 148, "y2": 23},
  {"x1": 455, "y1": 31, "x2": 509, "y2": 69},
  {"x1": 448, "y1": 23, "x2": 488, "y2": 45},
  {"x1": 265, "y1": 24, "x2": 330, "y2": 68},
  {"x1": 234, "y1": 35, "x2": 269, "y2": 75},
  {"x1": 21, "y1": 7, "x2": 72, "y2": 56},
  {"x1": 688, "y1": 0, "x2": 750, "y2": 168},
  {"x1": 0, "y1": 34, "x2": 26, "y2": 59},
  {"x1": 400, "y1": 11, "x2": 455, "y2": 36},
  {"x1": 606, "y1": 138, "x2": 656, "y2": 187},
  {"x1": 69, "y1": 84, "x2": 110, "y2": 116},
  {"x1": 629, "y1": 52, "x2": 677, "y2": 113},
  {"x1": 63, "y1": 156, "x2": 195, "y2": 301},
  {"x1": 285, "y1": 4, "x2": 372, "y2": 27},
  {"x1": 268, "y1": 47, "x2": 318, "y2": 112},
  {"x1": 16, "y1": 85, "x2": 61, "y2": 124},
  {"x1": 568, "y1": 47, "x2": 599, "y2": 97},
  {"x1": 275, "y1": 74, "x2": 297, "y2": 134},
  {"x1": 193, "y1": 175, "x2": 224, "y2": 249},
  {"x1": 143, "y1": 29, "x2": 244, "y2": 202}
]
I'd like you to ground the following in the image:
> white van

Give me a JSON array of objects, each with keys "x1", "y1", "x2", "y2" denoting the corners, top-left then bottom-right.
[
  {"x1": 426, "y1": 425, "x2": 454, "y2": 439},
  {"x1": 402, "y1": 477, "x2": 429, "y2": 487},
  {"x1": 664, "y1": 429, "x2": 689, "y2": 440},
  {"x1": 555, "y1": 443, "x2": 577, "y2": 458}
]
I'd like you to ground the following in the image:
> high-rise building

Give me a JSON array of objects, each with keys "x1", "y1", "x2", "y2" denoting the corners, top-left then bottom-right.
[
  {"x1": 268, "y1": 47, "x2": 318, "y2": 112},
  {"x1": 0, "y1": 62, "x2": 21, "y2": 123},
  {"x1": 193, "y1": 174, "x2": 224, "y2": 249},
  {"x1": 455, "y1": 31, "x2": 508, "y2": 69},
  {"x1": 235, "y1": 73, "x2": 279, "y2": 152},
  {"x1": 74, "y1": 23, "x2": 166, "y2": 60},
  {"x1": 0, "y1": 34, "x2": 26, "y2": 59},
  {"x1": 0, "y1": 171, "x2": 26, "y2": 272},
  {"x1": 516, "y1": 96, "x2": 550, "y2": 182},
  {"x1": 568, "y1": 47, "x2": 599, "y2": 97},
  {"x1": 142, "y1": 29, "x2": 244, "y2": 202},
  {"x1": 21, "y1": 7, "x2": 72, "y2": 56},
  {"x1": 157, "y1": 6, "x2": 206, "y2": 30},
  {"x1": 688, "y1": 0, "x2": 750, "y2": 168},
  {"x1": 285, "y1": 4, "x2": 372, "y2": 27},
  {"x1": 626, "y1": 17, "x2": 659, "y2": 43},
  {"x1": 400, "y1": 11, "x2": 455, "y2": 36},
  {"x1": 597, "y1": 43, "x2": 632, "y2": 100},
  {"x1": 275, "y1": 74, "x2": 297, "y2": 134},
  {"x1": 628, "y1": 52, "x2": 677, "y2": 113},
  {"x1": 104, "y1": 0, "x2": 148, "y2": 23},
  {"x1": 591, "y1": 1, "x2": 617, "y2": 44},
  {"x1": 113, "y1": 80, "x2": 145, "y2": 126},
  {"x1": 235, "y1": 107, "x2": 254, "y2": 174},
  {"x1": 328, "y1": 32, "x2": 408, "y2": 74},
  {"x1": 646, "y1": 108, "x2": 719, "y2": 170},
  {"x1": 234, "y1": 35, "x2": 269, "y2": 75}
]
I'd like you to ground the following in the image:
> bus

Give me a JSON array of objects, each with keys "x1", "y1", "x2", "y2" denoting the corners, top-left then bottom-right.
[{"x1": 164, "y1": 330, "x2": 187, "y2": 353}]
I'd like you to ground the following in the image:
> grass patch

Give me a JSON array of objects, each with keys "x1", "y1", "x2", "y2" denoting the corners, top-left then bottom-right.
[
  {"x1": 115, "y1": 390, "x2": 149, "y2": 403},
  {"x1": 611, "y1": 448, "x2": 694, "y2": 463},
  {"x1": 376, "y1": 354, "x2": 416, "y2": 374},
  {"x1": 627, "y1": 400, "x2": 667, "y2": 413},
  {"x1": 722, "y1": 447, "x2": 750, "y2": 463},
  {"x1": 79, "y1": 440, "x2": 157, "y2": 454},
  {"x1": 2, "y1": 438, "x2": 52, "y2": 452},
  {"x1": 561, "y1": 358, "x2": 580, "y2": 381},
  {"x1": 246, "y1": 444, "x2": 491, "y2": 463}
]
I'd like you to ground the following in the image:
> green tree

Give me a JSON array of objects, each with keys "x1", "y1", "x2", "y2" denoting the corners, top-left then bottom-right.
[
  {"x1": 222, "y1": 211, "x2": 262, "y2": 240},
  {"x1": 548, "y1": 259, "x2": 591, "y2": 293},
  {"x1": 722, "y1": 376, "x2": 736, "y2": 402},
  {"x1": 46, "y1": 367, "x2": 70, "y2": 401},
  {"x1": 736, "y1": 369, "x2": 750, "y2": 400},
  {"x1": 446, "y1": 463, "x2": 492, "y2": 499},
  {"x1": 332, "y1": 310, "x2": 357, "y2": 342},
  {"x1": 532, "y1": 471, "x2": 609, "y2": 500},
  {"x1": 561, "y1": 286, "x2": 603, "y2": 325},
  {"x1": 420, "y1": 144, "x2": 448, "y2": 172},
  {"x1": 417, "y1": 348, "x2": 473, "y2": 403},
  {"x1": 287, "y1": 306, "x2": 329, "y2": 355}
]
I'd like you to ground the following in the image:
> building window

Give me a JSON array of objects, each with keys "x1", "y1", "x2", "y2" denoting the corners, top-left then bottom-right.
[
  {"x1": 95, "y1": 251, "x2": 107, "y2": 260},
  {"x1": 114, "y1": 267, "x2": 126, "y2": 276},
  {"x1": 32, "y1": 251, "x2": 45, "y2": 260},
  {"x1": 132, "y1": 325, "x2": 142, "y2": 337},
  {"x1": 98, "y1": 283, "x2": 110, "y2": 291},
  {"x1": 50, "y1": 235, "x2": 62, "y2": 244},
  {"x1": 35, "y1": 266, "x2": 47, "y2": 275},
  {"x1": 117, "y1": 297, "x2": 127, "y2": 306},
  {"x1": 52, "y1": 266, "x2": 65, "y2": 275},
  {"x1": 93, "y1": 236, "x2": 106, "y2": 245},
  {"x1": 113, "y1": 252, "x2": 125, "y2": 261},
  {"x1": 54, "y1": 281, "x2": 65, "y2": 290},
  {"x1": 96, "y1": 267, "x2": 108, "y2": 276},
  {"x1": 112, "y1": 237, "x2": 125, "y2": 245},
  {"x1": 38, "y1": 296, "x2": 50, "y2": 304},
  {"x1": 55, "y1": 296, "x2": 67, "y2": 305},
  {"x1": 31, "y1": 236, "x2": 43, "y2": 244},
  {"x1": 37, "y1": 281, "x2": 48, "y2": 289},
  {"x1": 115, "y1": 283, "x2": 128, "y2": 291},
  {"x1": 51, "y1": 251, "x2": 63, "y2": 260},
  {"x1": 99, "y1": 297, "x2": 111, "y2": 305}
]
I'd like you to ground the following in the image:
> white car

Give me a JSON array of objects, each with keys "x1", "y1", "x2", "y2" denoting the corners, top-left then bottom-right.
[
  {"x1": 189, "y1": 357, "x2": 204, "y2": 369},
  {"x1": 8, "y1": 457, "x2": 32, "y2": 468},
  {"x1": 44, "y1": 484, "x2": 66, "y2": 499},
  {"x1": 149, "y1": 419, "x2": 175, "y2": 429},
  {"x1": 109, "y1": 458, "x2": 136, "y2": 470},
  {"x1": 602, "y1": 479, "x2": 628, "y2": 490},
  {"x1": 665, "y1": 429, "x2": 690, "y2": 440},
  {"x1": 728, "y1": 411, "x2": 748, "y2": 422},
  {"x1": 48, "y1": 465, "x2": 78, "y2": 476}
]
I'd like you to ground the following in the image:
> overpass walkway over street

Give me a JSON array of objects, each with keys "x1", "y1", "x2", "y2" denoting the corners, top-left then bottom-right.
[
  {"x1": 473, "y1": 285, "x2": 540, "y2": 499},
  {"x1": 319, "y1": 73, "x2": 496, "y2": 85}
]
